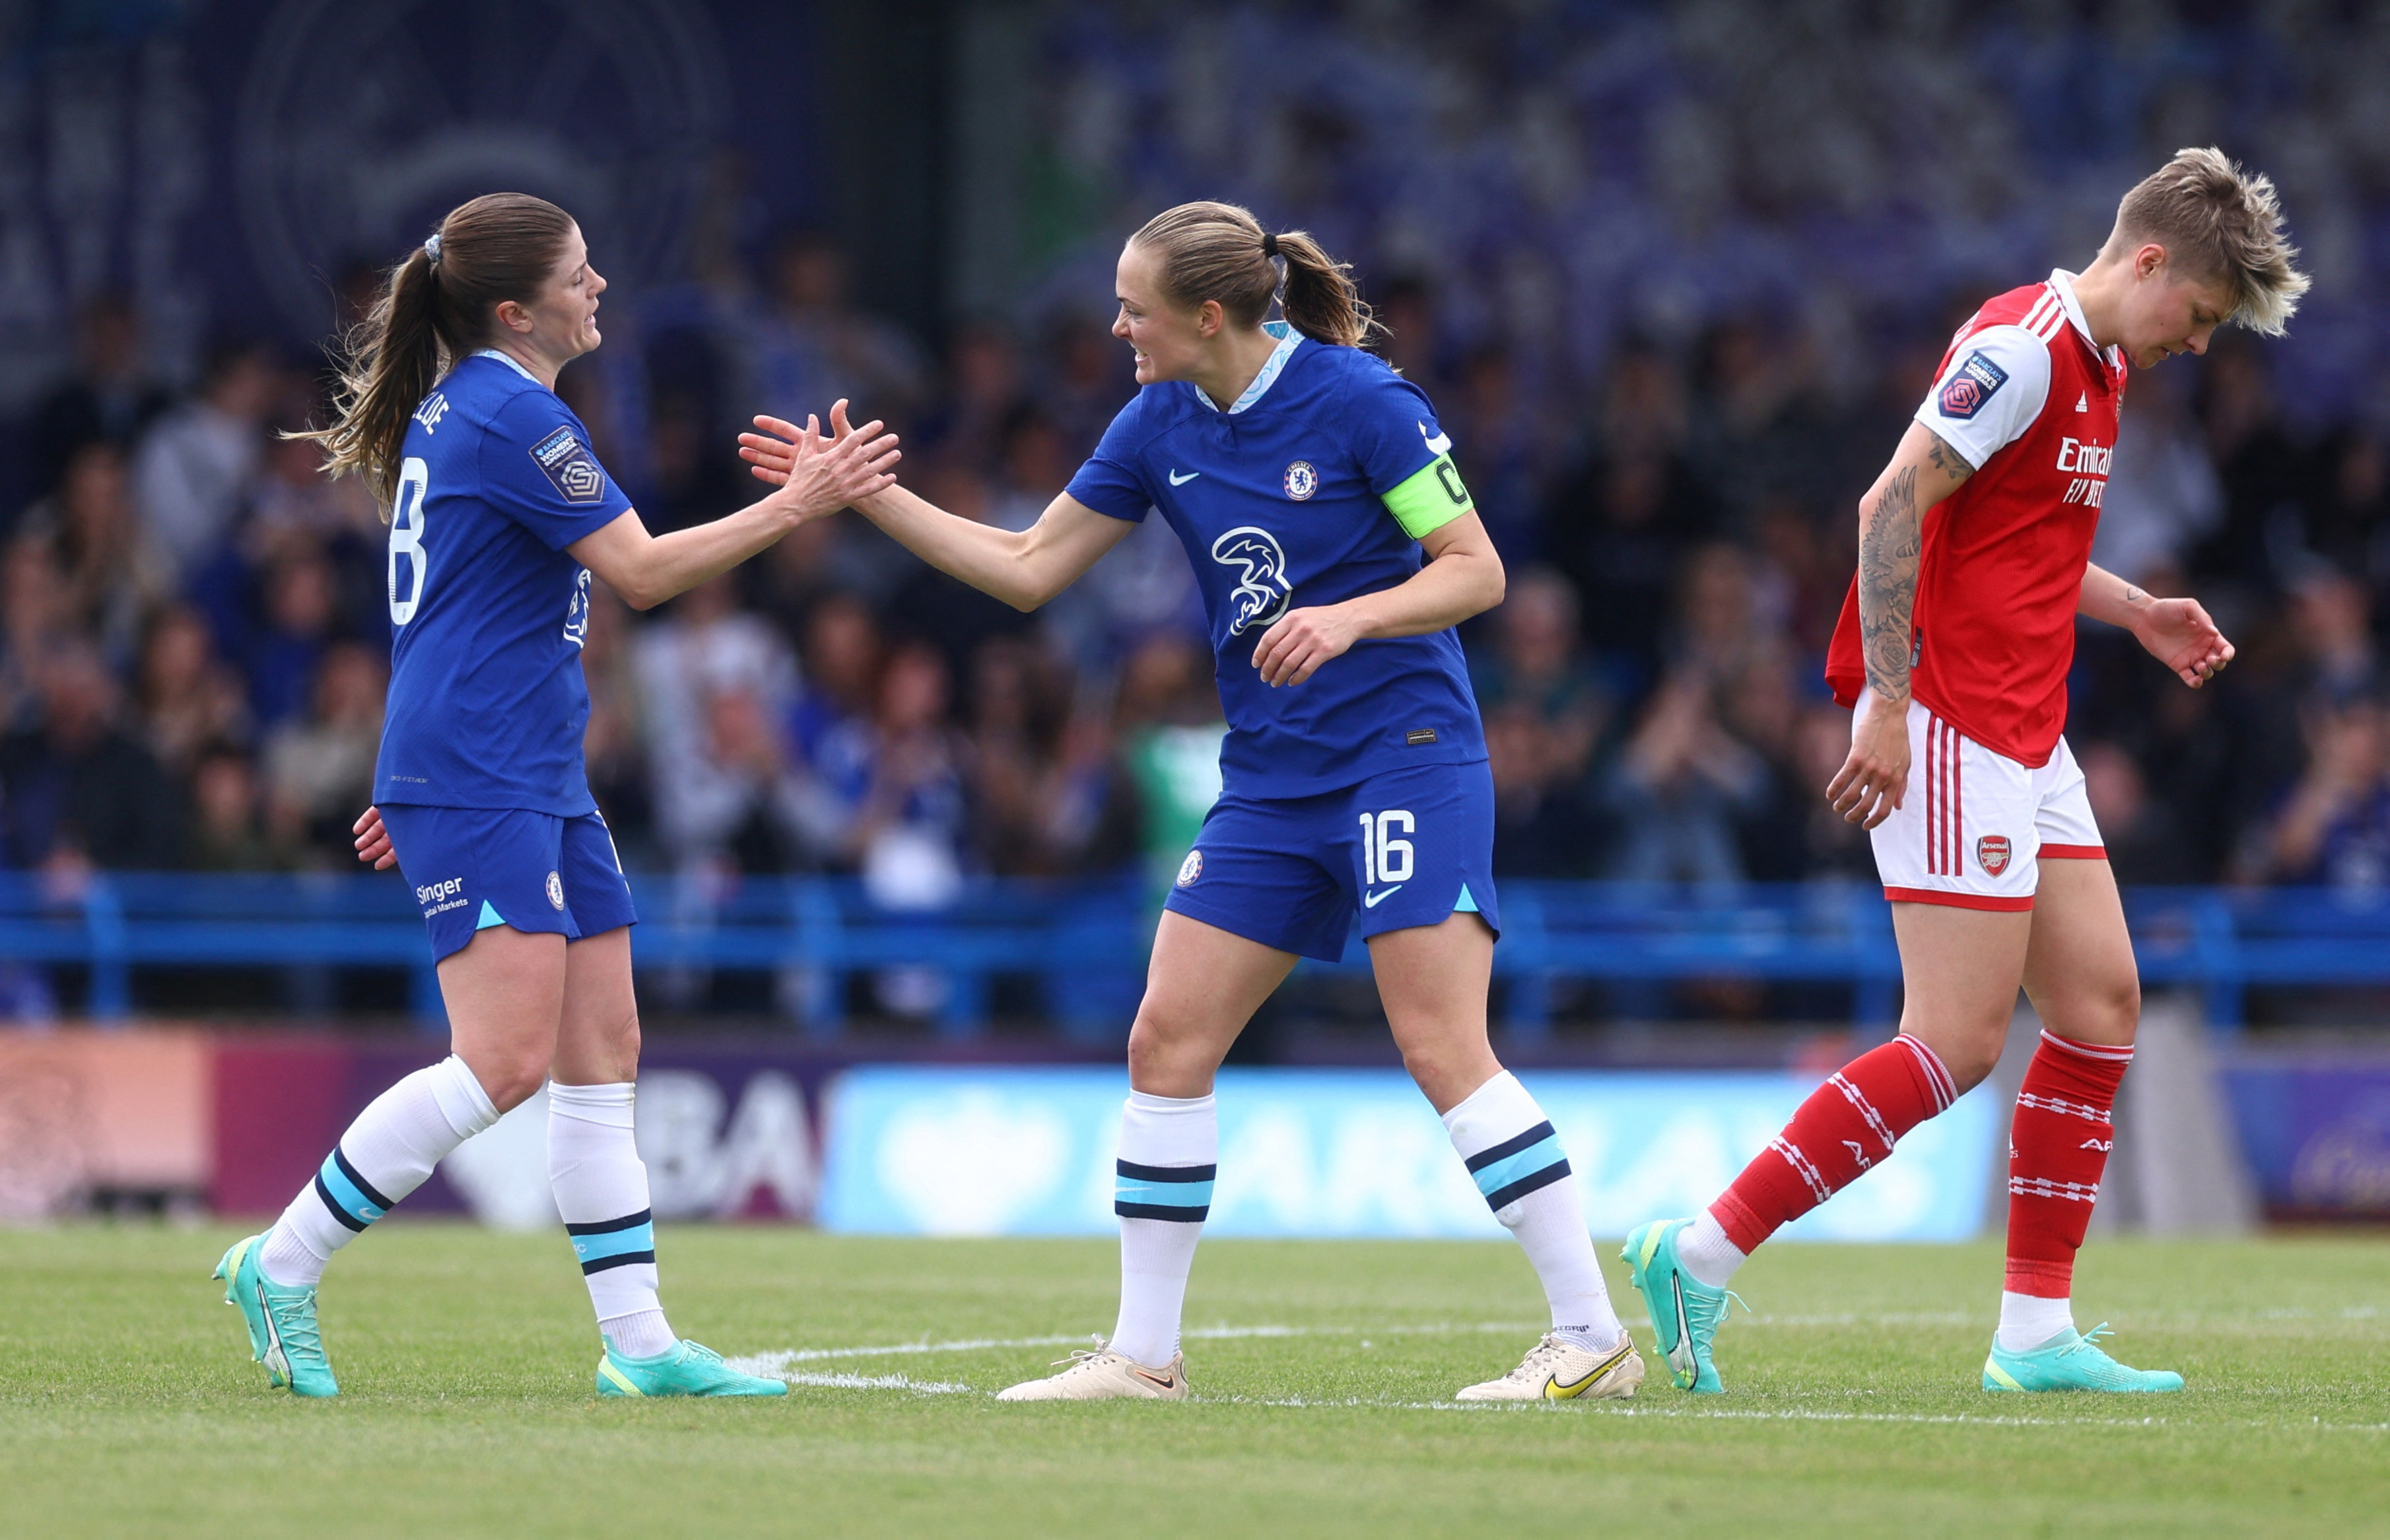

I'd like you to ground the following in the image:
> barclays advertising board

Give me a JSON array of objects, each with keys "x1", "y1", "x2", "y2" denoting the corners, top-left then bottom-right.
[{"x1": 818, "y1": 1068, "x2": 1998, "y2": 1242}]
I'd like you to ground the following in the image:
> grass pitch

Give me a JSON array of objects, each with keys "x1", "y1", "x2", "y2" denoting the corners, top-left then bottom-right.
[{"x1": 3, "y1": 1226, "x2": 2383, "y2": 1539}]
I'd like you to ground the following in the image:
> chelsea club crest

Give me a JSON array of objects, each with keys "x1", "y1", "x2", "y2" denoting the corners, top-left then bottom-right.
[{"x1": 1283, "y1": 461, "x2": 1318, "y2": 500}]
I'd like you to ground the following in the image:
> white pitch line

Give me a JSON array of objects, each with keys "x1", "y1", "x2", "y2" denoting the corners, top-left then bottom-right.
[
  {"x1": 780, "y1": 1371, "x2": 976, "y2": 1395},
  {"x1": 734, "y1": 1320, "x2": 1541, "y2": 1373}
]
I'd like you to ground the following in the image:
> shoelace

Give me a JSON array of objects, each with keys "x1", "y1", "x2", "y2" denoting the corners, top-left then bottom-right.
[
  {"x1": 267, "y1": 1289, "x2": 325, "y2": 1362},
  {"x1": 1046, "y1": 1335, "x2": 1112, "y2": 1372}
]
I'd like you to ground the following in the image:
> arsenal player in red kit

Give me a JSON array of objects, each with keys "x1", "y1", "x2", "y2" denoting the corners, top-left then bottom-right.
[{"x1": 1623, "y1": 148, "x2": 2309, "y2": 1395}]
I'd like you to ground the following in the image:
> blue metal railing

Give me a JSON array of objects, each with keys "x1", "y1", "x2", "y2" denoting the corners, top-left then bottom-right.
[{"x1": 3, "y1": 872, "x2": 2385, "y2": 1035}]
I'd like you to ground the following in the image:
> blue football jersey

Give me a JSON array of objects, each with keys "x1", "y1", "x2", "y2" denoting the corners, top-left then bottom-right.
[
  {"x1": 1065, "y1": 329, "x2": 1485, "y2": 797},
  {"x1": 374, "y1": 351, "x2": 633, "y2": 814}
]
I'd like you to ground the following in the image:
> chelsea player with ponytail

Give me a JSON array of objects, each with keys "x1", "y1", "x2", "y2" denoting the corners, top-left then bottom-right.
[
  {"x1": 741, "y1": 202, "x2": 1641, "y2": 1403},
  {"x1": 214, "y1": 193, "x2": 897, "y2": 1399}
]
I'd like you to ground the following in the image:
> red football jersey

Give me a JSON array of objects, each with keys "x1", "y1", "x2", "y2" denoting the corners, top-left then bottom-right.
[{"x1": 1827, "y1": 271, "x2": 2127, "y2": 768}]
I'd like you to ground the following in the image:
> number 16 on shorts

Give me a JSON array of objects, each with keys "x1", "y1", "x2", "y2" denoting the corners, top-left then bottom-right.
[{"x1": 1358, "y1": 809, "x2": 1416, "y2": 886}]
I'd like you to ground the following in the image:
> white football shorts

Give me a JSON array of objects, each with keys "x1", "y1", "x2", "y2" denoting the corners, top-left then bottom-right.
[{"x1": 1868, "y1": 698, "x2": 2104, "y2": 911}]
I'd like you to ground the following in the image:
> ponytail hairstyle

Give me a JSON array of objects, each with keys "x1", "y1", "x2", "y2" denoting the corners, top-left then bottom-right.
[
  {"x1": 1128, "y1": 200, "x2": 1384, "y2": 350},
  {"x1": 302, "y1": 192, "x2": 578, "y2": 511}
]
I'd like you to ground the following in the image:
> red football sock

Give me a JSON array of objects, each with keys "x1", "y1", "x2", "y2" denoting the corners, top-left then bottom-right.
[
  {"x1": 2004, "y1": 1030, "x2": 2131, "y2": 1297},
  {"x1": 1709, "y1": 1034, "x2": 1957, "y2": 1253}
]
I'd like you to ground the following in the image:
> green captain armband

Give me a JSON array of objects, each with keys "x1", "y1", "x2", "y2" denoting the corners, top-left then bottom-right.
[{"x1": 1383, "y1": 454, "x2": 1473, "y2": 539}]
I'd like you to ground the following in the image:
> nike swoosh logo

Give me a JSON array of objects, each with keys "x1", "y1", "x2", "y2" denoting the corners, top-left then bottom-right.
[
  {"x1": 1364, "y1": 885, "x2": 1402, "y2": 908},
  {"x1": 255, "y1": 1279, "x2": 288, "y2": 1381},
  {"x1": 1418, "y1": 422, "x2": 1452, "y2": 455},
  {"x1": 1168, "y1": 469, "x2": 1201, "y2": 486},
  {"x1": 1131, "y1": 1367, "x2": 1178, "y2": 1390},
  {"x1": 1545, "y1": 1343, "x2": 1634, "y2": 1400},
  {"x1": 1668, "y1": 1273, "x2": 1697, "y2": 1388}
]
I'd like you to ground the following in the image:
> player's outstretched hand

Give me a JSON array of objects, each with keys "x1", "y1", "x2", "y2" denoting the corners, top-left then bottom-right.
[
  {"x1": 2133, "y1": 595, "x2": 2235, "y2": 688},
  {"x1": 741, "y1": 401, "x2": 900, "y2": 519},
  {"x1": 353, "y1": 805, "x2": 396, "y2": 871},
  {"x1": 1252, "y1": 605, "x2": 1359, "y2": 688},
  {"x1": 1826, "y1": 690, "x2": 1910, "y2": 829}
]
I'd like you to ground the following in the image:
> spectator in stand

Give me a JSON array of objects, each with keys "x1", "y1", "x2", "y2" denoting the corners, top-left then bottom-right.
[
  {"x1": 2286, "y1": 567, "x2": 2376, "y2": 708},
  {"x1": 1600, "y1": 670, "x2": 1769, "y2": 885},
  {"x1": 1789, "y1": 703, "x2": 1876, "y2": 881},
  {"x1": 261, "y1": 641, "x2": 385, "y2": 866},
  {"x1": 632, "y1": 574, "x2": 800, "y2": 869},
  {"x1": 184, "y1": 741, "x2": 282, "y2": 871},
  {"x1": 1546, "y1": 444, "x2": 1711, "y2": 698},
  {"x1": 1470, "y1": 566, "x2": 1608, "y2": 786},
  {"x1": 0, "y1": 642, "x2": 179, "y2": 871},
  {"x1": 1445, "y1": 346, "x2": 1556, "y2": 562},
  {"x1": 2242, "y1": 696, "x2": 2390, "y2": 891},
  {"x1": 1114, "y1": 634, "x2": 1225, "y2": 893},
  {"x1": 815, "y1": 642, "x2": 971, "y2": 908},
  {"x1": 240, "y1": 546, "x2": 343, "y2": 728},
  {"x1": 244, "y1": 426, "x2": 384, "y2": 630},
  {"x1": 914, "y1": 321, "x2": 1029, "y2": 475},
  {"x1": 2090, "y1": 367, "x2": 2223, "y2": 587},
  {"x1": 788, "y1": 591, "x2": 883, "y2": 780},
  {"x1": 965, "y1": 636, "x2": 1139, "y2": 877},
  {"x1": 2188, "y1": 332, "x2": 2303, "y2": 597},
  {"x1": 25, "y1": 292, "x2": 170, "y2": 506},
  {"x1": 131, "y1": 339, "x2": 280, "y2": 585},
  {"x1": 2077, "y1": 740, "x2": 2197, "y2": 887},
  {"x1": 1672, "y1": 541, "x2": 1773, "y2": 686},
  {"x1": 132, "y1": 605, "x2": 252, "y2": 780},
  {"x1": 15, "y1": 442, "x2": 166, "y2": 670},
  {"x1": 0, "y1": 537, "x2": 72, "y2": 733},
  {"x1": 746, "y1": 230, "x2": 930, "y2": 434},
  {"x1": 2303, "y1": 426, "x2": 2389, "y2": 582},
  {"x1": 1485, "y1": 702, "x2": 1608, "y2": 878}
]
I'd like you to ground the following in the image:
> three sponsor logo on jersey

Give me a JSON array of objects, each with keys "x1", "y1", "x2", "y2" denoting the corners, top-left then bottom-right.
[{"x1": 2055, "y1": 436, "x2": 2113, "y2": 508}]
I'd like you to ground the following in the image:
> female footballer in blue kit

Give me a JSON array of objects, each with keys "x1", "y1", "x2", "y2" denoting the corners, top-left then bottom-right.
[
  {"x1": 213, "y1": 193, "x2": 897, "y2": 1398},
  {"x1": 741, "y1": 201, "x2": 1642, "y2": 1403}
]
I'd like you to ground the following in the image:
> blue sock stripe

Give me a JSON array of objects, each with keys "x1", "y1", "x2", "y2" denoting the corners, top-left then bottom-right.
[
  {"x1": 565, "y1": 1207, "x2": 654, "y2": 1237},
  {"x1": 1114, "y1": 1160, "x2": 1217, "y2": 1184},
  {"x1": 1483, "y1": 1159, "x2": 1573, "y2": 1212},
  {"x1": 570, "y1": 1219, "x2": 657, "y2": 1271},
  {"x1": 1467, "y1": 1134, "x2": 1569, "y2": 1207},
  {"x1": 1114, "y1": 1174, "x2": 1215, "y2": 1216},
  {"x1": 314, "y1": 1149, "x2": 388, "y2": 1228},
  {"x1": 1463, "y1": 1120, "x2": 1557, "y2": 1174}
]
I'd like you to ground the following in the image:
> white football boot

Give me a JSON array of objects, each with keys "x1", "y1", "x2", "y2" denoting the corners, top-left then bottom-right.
[
  {"x1": 1456, "y1": 1331, "x2": 1645, "y2": 1402},
  {"x1": 994, "y1": 1343, "x2": 1189, "y2": 1401}
]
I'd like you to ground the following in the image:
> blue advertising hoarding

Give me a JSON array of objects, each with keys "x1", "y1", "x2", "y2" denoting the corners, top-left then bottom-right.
[{"x1": 818, "y1": 1067, "x2": 1998, "y2": 1242}]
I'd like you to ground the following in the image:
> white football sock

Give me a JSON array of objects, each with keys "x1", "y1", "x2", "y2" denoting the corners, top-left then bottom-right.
[
  {"x1": 259, "y1": 1055, "x2": 498, "y2": 1289},
  {"x1": 1996, "y1": 1290, "x2": 2075, "y2": 1353},
  {"x1": 1442, "y1": 1071, "x2": 1623, "y2": 1351},
  {"x1": 1109, "y1": 1090, "x2": 1215, "y2": 1369},
  {"x1": 1675, "y1": 1211, "x2": 1749, "y2": 1290},
  {"x1": 549, "y1": 1080, "x2": 675, "y2": 1358}
]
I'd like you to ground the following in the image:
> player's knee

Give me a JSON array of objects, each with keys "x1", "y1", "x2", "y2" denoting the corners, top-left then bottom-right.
[
  {"x1": 474, "y1": 1053, "x2": 550, "y2": 1113},
  {"x1": 1126, "y1": 1011, "x2": 1208, "y2": 1094}
]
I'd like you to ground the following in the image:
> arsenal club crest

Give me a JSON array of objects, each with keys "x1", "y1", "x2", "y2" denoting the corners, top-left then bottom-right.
[{"x1": 1976, "y1": 834, "x2": 2012, "y2": 876}]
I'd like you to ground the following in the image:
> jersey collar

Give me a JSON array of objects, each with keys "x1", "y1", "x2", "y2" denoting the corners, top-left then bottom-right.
[
  {"x1": 1222, "y1": 321, "x2": 1303, "y2": 415},
  {"x1": 2045, "y1": 271, "x2": 2121, "y2": 366},
  {"x1": 472, "y1": 347, "x2": 543, "y2": 384}
]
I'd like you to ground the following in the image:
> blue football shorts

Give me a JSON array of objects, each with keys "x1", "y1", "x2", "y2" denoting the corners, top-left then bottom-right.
[
  {"x1": 1163, "y1": 759, "x2": 1500, "y2": 962},
  {"x1": 380, "y1": 805, "x2": 638, "y2": 962}
]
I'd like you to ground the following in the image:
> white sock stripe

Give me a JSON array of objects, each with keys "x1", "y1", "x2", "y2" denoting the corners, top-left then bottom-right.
[
  {"x1": 2008, "y1": 1176, "x2": 2100, "y2": 1202},
  {"x1": 2037, "y1": 1030, "x2": 2134, "y2": 1063},
  {"x1": 2014, "y1": 1091, "x2": 2112, "y2": 1125},
  {"x1": 1829, "y1": 1073, "x2": 1897, "y2": 1155},
  {"x1": 1771, "y1": 1137, "x2": 1833, "y2": 1204},
  {"x1": 1895, "y1": 1033, "x2": 1957, "y2": 1111}
]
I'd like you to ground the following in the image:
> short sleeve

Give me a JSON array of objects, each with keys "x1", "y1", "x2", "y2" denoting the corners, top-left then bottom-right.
[
  {"x1": 1342, "y1": 358, "x2": 1474, "y2": 539},
  {"x1": 1063, "y1": 395, "x2": 1155, "y2": 521},
  {"x1": 480, "y1": 391, "x2": 635, "y2": 551},
  {"x1": 1913, "y1": 325, "x2": 2053, "y2": 469}
]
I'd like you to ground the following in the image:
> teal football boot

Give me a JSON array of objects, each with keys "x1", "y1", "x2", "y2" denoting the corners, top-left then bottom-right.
[
  {"x1": 214, "y1": 1234, "x2": 339, "y2": 1398},
  {"x1": 1621, "y1": 1218, "x2": 1741, "y2": 1394},
  {"x1": 596, "y1": 1340, "x2": 788, "y2": 1398},
  {"x1": 1983, "y1": 1324, "x2": 2183, "y2": 1393}
]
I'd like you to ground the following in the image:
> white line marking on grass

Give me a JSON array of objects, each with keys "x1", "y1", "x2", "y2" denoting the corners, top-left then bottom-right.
[
  {"x1": 1201, "y1": 1395, "x2": 2390, "y2": 1434},
  {"x1": 775, "y1": 1370, "x2": 976, "y2": 1395}
]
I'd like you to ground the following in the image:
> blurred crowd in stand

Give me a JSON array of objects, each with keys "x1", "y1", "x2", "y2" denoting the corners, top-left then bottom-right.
[{"x1": 7, "y1": 1, "x2": 2390, "y2": 906}]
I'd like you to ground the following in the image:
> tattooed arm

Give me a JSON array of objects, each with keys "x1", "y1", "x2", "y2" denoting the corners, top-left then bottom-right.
[
  {"x1": 1826, "y1": 421, "x2": 1977, "y2": 828},
  {"x1": 2080, "y1": 562, "x2": 2236, "y2": 688}
]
